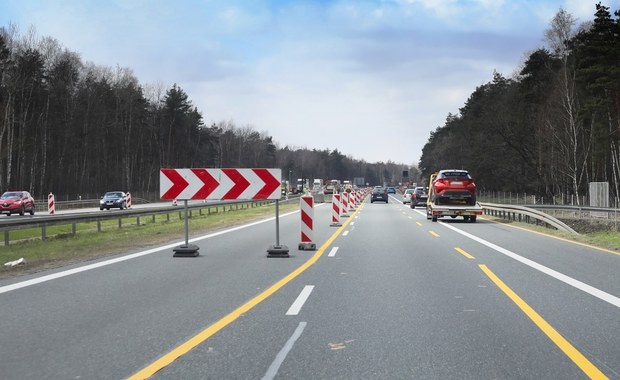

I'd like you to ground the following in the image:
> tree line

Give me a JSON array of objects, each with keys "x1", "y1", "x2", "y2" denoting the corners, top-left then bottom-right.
[
  {"x1": 419, "y1": 3, "x2": 620, "y2": 204},
  {"x1": 0, "y1": 25, "x2": 410, "y2": 200}
]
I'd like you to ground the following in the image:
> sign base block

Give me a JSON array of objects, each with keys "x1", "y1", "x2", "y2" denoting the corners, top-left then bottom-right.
[
  {"x1": 330, "y1": 222, "x2": 341, "y2": 227},
  {"x1": 298, "y1": 242, "x2": 316, "y2": 251},
  {"x1": 267, "y1": 245, "x2": 290, "y2": 257},
  {"x1": 173, "y1": 244, "x2": 200, "y2": 257}
]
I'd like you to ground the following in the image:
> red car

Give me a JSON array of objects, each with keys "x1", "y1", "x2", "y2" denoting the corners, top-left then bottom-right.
[
  {"x1": 431, "y1": 170, "x2": 476, "y2": 205},
  {"x1": 0, "y1": 191, "x2": 36, "y2": 216}
]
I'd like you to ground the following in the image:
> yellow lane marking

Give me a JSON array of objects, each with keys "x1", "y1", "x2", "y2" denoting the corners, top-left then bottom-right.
[
  {"x1": 128, "y1": 205, "x2": 362, "y2": 379},
  {"x1": 415, "y1": 221, "x2": 422, "y2": 227},
  {"x1": 455, "y1": 247, "x2": 475, "y2": 259},
  {"x1": 479, "y1": 265, "x2": 608, "y2": 379},
  {"x1": 430, "y1": 231, "x2": 440, "y2": 238}
]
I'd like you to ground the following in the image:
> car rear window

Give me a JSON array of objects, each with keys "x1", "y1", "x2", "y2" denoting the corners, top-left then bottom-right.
[{"x1": 440, "y1": 171, "x2": 470, "y2": 179}]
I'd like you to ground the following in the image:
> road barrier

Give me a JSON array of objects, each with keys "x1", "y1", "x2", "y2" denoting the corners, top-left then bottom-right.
[
  {"x1": 299, "y1": 194, "x2": 316, "y2": 250},
  {"x1": 341, "y1": 192, "x2": 349, "y2": 217},
  {"x1": 0, "y1": 198, "x2": 296, "y2": 246},
  {"x1": 331, "y1": 193, "x2": 341, "y2": 227}
]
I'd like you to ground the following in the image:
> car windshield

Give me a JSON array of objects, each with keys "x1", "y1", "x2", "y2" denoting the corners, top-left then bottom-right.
[
  {"x1": 105, "y1": 192, "x2": 123, "y2": 198},
  {"x1": 1, "y1": 192, "x2": 22, "y2": 199}
]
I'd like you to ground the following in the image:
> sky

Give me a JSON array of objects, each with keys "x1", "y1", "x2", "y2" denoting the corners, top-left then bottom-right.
[{"x1": 1, "y1": 0, "x2": 619, "y2": 166}]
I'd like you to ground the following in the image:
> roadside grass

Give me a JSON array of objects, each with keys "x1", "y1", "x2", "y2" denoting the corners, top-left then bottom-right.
[
  {"x1": 0, "y1": 202, "x2": 299, "y2": 280},
  {"x1": 483, "y1": 216, "x2": 620, "y2": 252}
]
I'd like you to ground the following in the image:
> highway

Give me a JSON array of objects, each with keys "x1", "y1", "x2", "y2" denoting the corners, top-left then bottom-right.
[{"x1": 0, "y1": 194, "x2": 618, "y2": 379}]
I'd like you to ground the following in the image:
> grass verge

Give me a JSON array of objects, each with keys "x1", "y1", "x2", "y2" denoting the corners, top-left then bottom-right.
[{"x1": 0, "y1": 202, "x2": 299, "y2": 280}]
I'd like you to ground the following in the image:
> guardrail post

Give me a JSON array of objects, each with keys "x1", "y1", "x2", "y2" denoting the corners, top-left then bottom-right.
[
  {"x1": 4, "y1": 230, "x2": 8, "y2": 246},
  {"x1": 72, "y1": 223, "x2": 76, "y2": 236},
  {"x1": 42, "y1": 226, "x2": 46, "y2": 240}
]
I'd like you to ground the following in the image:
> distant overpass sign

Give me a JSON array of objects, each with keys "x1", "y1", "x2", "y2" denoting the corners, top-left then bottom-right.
[{"x1": 160, "y1": 168, "x2": 281, "y2": 200}]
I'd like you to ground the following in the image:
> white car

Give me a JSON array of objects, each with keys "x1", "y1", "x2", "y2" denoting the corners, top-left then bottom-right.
[{"x1": 403, "y1": 188, "x2": 415, "y2": 204}]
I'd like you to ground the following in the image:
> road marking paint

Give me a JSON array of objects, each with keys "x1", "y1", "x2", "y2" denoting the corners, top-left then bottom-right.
[
  {"x1": 350, "y1": 222, "x2": 355, "y2": 226},
  {"x1": 286, "y1": 285, "x2": 315, "y2": 315},
  {"x1": 479, "y1": 265, "x2": 608, "y2": 379},
  {"x1": 342, "y1": 231, "x2": 349, "y2": 236},
  {"x1": 261, "y1": 322, "x2": 307, "y2": 380},
  {"x1": 328, "y1": 247, "x2": 339, "y2": 257},
  {"x1": 455, "y1": 247, "x2": 475, "y2": 259},
  {"x1": 408, "y1": 216, "x2": 413, "y2": 219},
  {"x1": 486, "y1": 218, "x2": 620, "y2": 257},
  {"x1": 0, "y1": 210, "x2": 300, "y2": 295},
  {"x1": 415, "y1": 221, "x2": 422, "y2": 226},
  {"x1": 430, "y1": 231, "x2": 440, "y2": 237},
  {"x1": 442, "y1": 223, "x2": 620, "y2": 308},
  {"x1": 128, "y1": 197, "x2": 361, "y2": 379}
]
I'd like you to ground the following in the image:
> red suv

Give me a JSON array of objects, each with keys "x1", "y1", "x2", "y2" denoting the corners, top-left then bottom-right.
[
  {"x1": 431, "y1": 170, "x2": 476, "y2": 205},
  {"x1": 0, "y1": 191, "x2": 36, "y2": 216}
]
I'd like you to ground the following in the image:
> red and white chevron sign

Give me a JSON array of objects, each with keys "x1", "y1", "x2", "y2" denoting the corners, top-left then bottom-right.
[{"x1": 160, "y1": 168, "x2": 282, "y2": 200}]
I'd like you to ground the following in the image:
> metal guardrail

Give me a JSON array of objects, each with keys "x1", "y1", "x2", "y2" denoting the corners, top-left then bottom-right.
[
  {"x1": 0, "y1": 197, "x2": 300, "y2": 246},
  {"x1": 480, "y1": 203, "x2": 578, "y2": 234}
]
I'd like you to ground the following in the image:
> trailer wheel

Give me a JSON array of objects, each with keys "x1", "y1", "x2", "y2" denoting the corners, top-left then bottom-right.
[
  {"x1": 432, "y1": 216, "x2": 437, "y2": 222},
  {"x1": 463, "y1": 216, "x2": 470, "y2": 222},
  {"x1": 470, "y1": 216, "x2": 477, "y2": 223}
]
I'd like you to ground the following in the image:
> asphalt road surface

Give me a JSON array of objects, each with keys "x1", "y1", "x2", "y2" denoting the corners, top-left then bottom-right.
[{"x1": 0, "y1": 194, "x2": 618, "y2": 379}]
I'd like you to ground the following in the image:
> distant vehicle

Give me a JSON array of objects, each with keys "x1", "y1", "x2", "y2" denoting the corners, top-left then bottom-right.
[
  {"x1": 410, "y1": 187, "x2": 428, "y2": 209},
  {"x1": 371, "y1": 187, "x2": 388, "y2": 203},
  {"x1": 386, "y1": 187, "x2": 396, "y2": 194},
  {"x1": 0, "y1": 191, "x2": 35, "y2": 216},
  {"x1": 100, "y1": 191, "x2": 127, "y2": 210},
  {"x1": 403, "y1": 188, "x2": 415, "y2": 204},
  {"x1": 431, "y1": 169, "x2": 476, "y2": 205}
]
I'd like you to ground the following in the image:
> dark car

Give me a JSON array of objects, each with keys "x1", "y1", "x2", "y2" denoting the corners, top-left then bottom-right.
[
  {"x1": 371, "y1": 187, "x2": 388, "y2": 203},
  {"x1": 431, "y1": 169, "x2": 476, "y2": 205},
  {"x1": 410, "y1": 187, "x2": 428, "y2": 209},
  {"x1": 100, "y1": 191, "x2": 127, "y2": 210},
  {"x1": 0, "y1": 191, "x2": 35, "y2": 216}
]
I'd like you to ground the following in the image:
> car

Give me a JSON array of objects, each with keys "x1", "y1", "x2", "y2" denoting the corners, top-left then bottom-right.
[
  {"x1": 386, "y1": 187, "x2": 396, "y2": 194},
  {"x1": 403, "y1": 188, "x2": 415, "y2": 204},
  {"x1": 0, "y1": 191, "x2": 35, "y2": 216},
  {"x1": 410, "y1": 187, "x2": 428, "y2": 209},
  {"x1": 431, "y1": 169, "x2": 476, "y2": 205},
  {"x1": 100, "y1": 191, "x2": 128, "y2": 210},
  {"x1": 371, "y1": 187, "x2": 388, "y2": 203}
]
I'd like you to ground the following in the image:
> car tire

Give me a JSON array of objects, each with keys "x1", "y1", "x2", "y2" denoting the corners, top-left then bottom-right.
[
  {"x1": 19, "y1": 206, "x2": 24, "y2": 216},
  {"x1": 410, "y1": 203, "x2": 415, "y2": 209},
  {"x1": 29, "y1": 207, "x2": 34, "y2": 215}
]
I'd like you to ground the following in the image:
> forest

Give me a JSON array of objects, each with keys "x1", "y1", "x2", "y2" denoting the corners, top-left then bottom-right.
[
  {"x1": 419, "y1": 4, "x2": 620, "y2": 204},
  {"x1": 0, "y1": 27, "x2": 409, "y2": 200},
  {"x1": 0, "y1": 4, "x2": 618, "y2": 202}
]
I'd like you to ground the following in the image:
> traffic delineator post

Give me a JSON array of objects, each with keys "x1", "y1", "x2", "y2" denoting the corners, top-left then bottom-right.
[
  {"x1": 126, "y1": 192, "x2": 132, "y2": 208},
  {"x1": 298, "y1": 194, "x2": 316, "y2": 250},
  {"x1": 331, "y1": 193, "x2": 341, "y2": 227},
  {"x1": 48, "y1": 193, "x2": 55, "y2": 215},
  {"x1": 341, "y1": 191, "x2": 349, "y2": 217}
]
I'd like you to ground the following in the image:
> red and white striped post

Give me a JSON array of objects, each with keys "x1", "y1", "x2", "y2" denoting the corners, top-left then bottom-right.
[
  {"x1": 48, "y1": 193, "x2": 55, "y2": 215},
  {"x1": 348, "y1": 191, "x2": 356, "y2": 211},
  {"x1": 126, "y1": 192, "x2": 132, "y2": 208},
  {"x1": 331, "y1": 193, "x2": 341, "y2": 227},
  {"x1": 341, "y1": 191, "x2": 349, "y2": 217},
  {"x1": 299, "y1": 194, "x2": 316, "y2": 250}
]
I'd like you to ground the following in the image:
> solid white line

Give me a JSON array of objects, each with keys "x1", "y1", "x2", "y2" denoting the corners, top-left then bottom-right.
[
  {"x1": 286, "y1": 285, "x2": 315, "y2": 316},
  {"x1": 342, "y1": 231, "x2": 349, "y2": 236},
  {"x1": 441, "y1": 223, "x2": 620, "y2": 308},
  {"x1": 0, "y1": 210, "x2": 300, "y2": 295},
  {"x1": 328, "y1": 247, "x2": 339, "y2": 257},
  {"x1": 261, "y1": 321, "x2": 307, "y2": 380}
]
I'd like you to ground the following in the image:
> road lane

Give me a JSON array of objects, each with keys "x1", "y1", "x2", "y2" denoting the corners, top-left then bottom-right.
[
  {"x1": 153, "y1": 198, "x2": 617, "y2": 378},
  {"x1": 1, "y1": 195, "x2": 618, "y2": 379}
]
